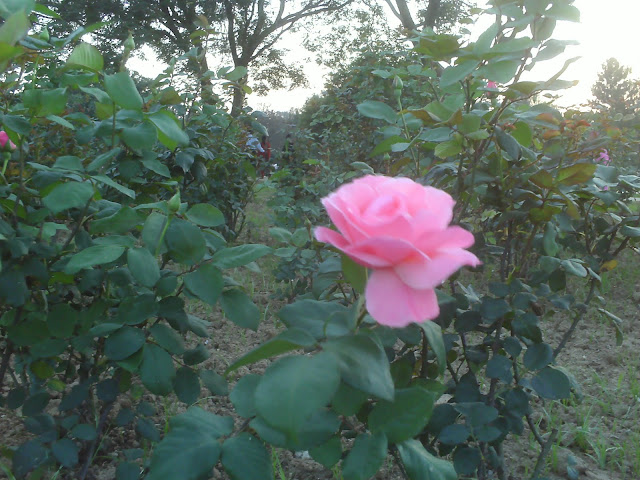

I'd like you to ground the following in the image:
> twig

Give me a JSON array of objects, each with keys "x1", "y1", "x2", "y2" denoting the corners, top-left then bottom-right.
[
  {"x1": 390, "y1": 445, "x2": 410, "y2": 480},
  {"x1": 78, "y1": 397, "x2": 117, "y2": 480},
  {"x1": 0, "y1": 343, "x2": 13, "y2": 392},
  {"x1": 553, "y1": 280, "x2": 596, "y2": 359},
  {"x1": 530, "y1": 428, "x2": 558, "y2": 480}
]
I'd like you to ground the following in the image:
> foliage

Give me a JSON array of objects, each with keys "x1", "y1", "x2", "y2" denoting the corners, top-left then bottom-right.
[
  {"x1": 2, "y1": 1, "x2": 639, "y2": 480},
  {"x1": 164, "y1": 1, "x2": 638, "y2": 480},
  {"x1": 0, "y1": 3, "x2": 268, "y2": 478}
]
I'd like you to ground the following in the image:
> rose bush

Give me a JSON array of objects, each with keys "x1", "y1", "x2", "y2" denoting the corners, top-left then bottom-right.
[{"x1": 315, "y1": 175, "x2": 480, "y2": 327}]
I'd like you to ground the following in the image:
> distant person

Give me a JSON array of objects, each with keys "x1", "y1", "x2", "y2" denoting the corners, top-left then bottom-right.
[
  {"x1": 260, "y1": 135, "x2": 271, "y2": 177},
  {"x1": 246, "y1": 133, "x2": 264, "y2": 177},
  {"x1": 246, "y1": 133, "x2": 264, "y2": 154}
]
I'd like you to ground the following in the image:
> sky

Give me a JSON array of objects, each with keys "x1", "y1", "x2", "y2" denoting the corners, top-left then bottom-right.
[
  {"x1": 130, "y1": 1, "x2": 638, "y2": 113},
  {"x1": 246, "y1": 0, "x2": 640, "y2": 112}
]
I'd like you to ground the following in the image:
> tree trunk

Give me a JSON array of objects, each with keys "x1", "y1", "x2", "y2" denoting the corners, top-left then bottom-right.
[{"x1": 230, "y1": 69, "x2": 249, "y2": 117}]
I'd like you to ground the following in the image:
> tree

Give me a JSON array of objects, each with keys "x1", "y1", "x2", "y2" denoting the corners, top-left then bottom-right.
[
  {"x1": 591, "y1": 58, "x2": 640, "y2": 116},
  {"x1": 221, "y1": 0, "x2": 354, "y2": 116},
  {"x1": 383, "y1": 0, "x2": 473, "y2": 32}
]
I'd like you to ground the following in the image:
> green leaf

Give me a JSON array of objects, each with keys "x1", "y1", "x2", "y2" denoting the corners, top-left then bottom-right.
[
  {"x1": 2, "y1": 113, "x2": 30, "y2": 135},
  {"x1": 105, "y1": 327, "x2": 145, "y2": 361},
  {"x1": 45, "y1": 114, "x2": 75, "y2": 130},
  {"x1": 165, "y1": 219, "x2": 206, "y2": 265},
  {"x1": 184, "y1": 263, "x2": 224, "y2": 305},
  {"x1": 278, "y1": 299, "x2": 349, "y2": 339},
  {"x1": 434, "y1": 139, "x2": 462, "y2": 158},
  {"x1": 92, "y1": 174, "x2": 135, "y2": 199},
  {"x1": 254, "y1": 353, "x2": 340, "y2": 435},
  {"x1": 398, "y1": 439, "x2": 457, "y2": 480},
  {"x1": 620, "y1": 226, "x2": 640, "y2": 238},
  {"x1": 104, "y1": 72, "x2": 143, "y2": 110},
  {"x1": 65, "y1": 42, "x2": 103, "y2": 71},
  {"x1": 91, "y1": 207, "x2": 142, "y2": 235},
  {"x1": 23, "y1": 88, "x2": 67, "y2": 116},
  {"x1": 221, "y1": 433, "x2": 273, "y2": 480},
  {"x1": 51, "y1": 438, "x2": 78, "y2": 468},
  {"x1": 230, "y1": 375, "x2": 260, "y2": 417},
  {"x1": 121, "y1": 121, "x2": 157, "y2": 151},
  {"x1": 440, "y1": 61, "x2": 478, "y2": 87},
  {"x1": 186, "y1": 204, "x2": 225, "y2": 227},
  {"x1": 220, "y1": 288, "x2": 260, "y2": 330},
  {"x1": 116, "y1": 462, "x2": 140, "y2": 480},
  {"x1": 149, "y1": 323, "x2": 185, "y2": 355},
  {"x1": 529, "y1": 169, "x2": 554, "y2": 190},
  {"x1": 47, "y1": 304, "x2": 78, "y2": 338},
  {"x1": 65, "y1": 245, "x2": 125, "y2": 274},
  {"x1": 127, "y1": 247, "x2": 160, "y2": 287},
  {"x1": 140, "y1": 344, "x2": 176, "y2": 395},
  {"x1": 495, "y1": 126, "x2": 521, "y2": 160},
  {"x1": 418, "y1": 321, "x2": 446, "y2": 375},
  {"x1": 341, "y1": 255, "x2": 367, "y2": 294},
  {"x1": 546, "y1": 4, "x2": 580, "y2": 21},
  {"x1": 225, "y1": 329, "x2": 316, "y2": 374},
  {"x1": 148, "y1": 110, "x2": 189, "y2": 149},
  {"x1": 147, "y1": 407, "x2": 232, "y2": 480},
  {"x1": 200, "y1": 369, "x2": 228, "y2": 396},
  {"x1": 0, "y1": 1, "x2": 35, "y2": 19},
  {"x1": 523, "y1": 343, "x2": 553, "y2": 370},
  {"x1": 369, "y1": 386, "x2": 435, "y2": 443},
  {"x1": 310, "y1": 436, "x2": 342, "y2": 469},
  {"x1": 357, "y1": 100, "x2": 398, "y2": 124},
  {"x1": 370, "y1": 135, "x2": 407, "y2": 156},
  {"x1": 173, "y1": 367, "x2": 200, "y2": 405},
  {"x1": 510, "y1": 122, "x2": 532, "y2": 147},
  {"x1": 211, "y1": 244, "x2": 272, "y2": 269},
  {"x1": 557, "y1": 163, "x2": 596, "y2": 185},
  {"x1": 531, "y1": 366, "x2": 571, "y2": 399},
  {"x1": 43, "y1": 181, "x2": 94, "y2": 214},
  {"x1": 477, "y1": 60, "x2": 520, "y2": 83},
  {"x1": 324, "y1": 335, "x2": 394, "y2": 401},
  {"x1": 543, "y1": 222, "x2": 560, "y2": 256},
  {"x1": 342, "y1": 433, "x2": 388, "y2": 480},
  {"x1": 0, "y1": 10, "x2": 29, "y2": 45},
  {"x1": 332, "y1": 382, "x2": 368, "y2": 416},
  {"x1": 453, "y1": 447, "x2": 481, "y2": 476},
  {"x1": 486, "y1": 354, "x2": 513, "y2": 383}
]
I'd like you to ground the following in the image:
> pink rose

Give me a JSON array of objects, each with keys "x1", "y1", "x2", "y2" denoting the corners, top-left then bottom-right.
[
  {"x1": 0, "y1": 131, "x2": 16, "y2": 151},
  {"x1": 315, "y1": 175, "x2": 480, "y2": 327}
]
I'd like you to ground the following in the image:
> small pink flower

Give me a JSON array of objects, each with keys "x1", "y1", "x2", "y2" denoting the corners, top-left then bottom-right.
[
  {"x1": 595, "y1": 149, "x2": 610, "y2": 166},
  {"x1": 487, "y1": 81, "x2": 497, "y2": 89},
  {"x1": 315, "y1": 175, "x2": 480, "y2": 327},
  {"x1": 0, "y1": 131, "x2": 16, "y2": 151}
]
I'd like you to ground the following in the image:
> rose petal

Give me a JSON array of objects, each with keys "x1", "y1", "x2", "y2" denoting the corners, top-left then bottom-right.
[
  {"x1": 314, "y1": 226, "x2": 350, "y2": 250},
  {"x1": 365, "y1": 268, "x2": 439, "y2": 327},
  {"x1": 415, "y1": 226, "x2": 476, "y2": 253},
  {"x1": 395, "y1": 249, "x2": 481, "y2": 289},
  {"x1": 344, "y1": 237, "x2": 419, "y2": 268}
]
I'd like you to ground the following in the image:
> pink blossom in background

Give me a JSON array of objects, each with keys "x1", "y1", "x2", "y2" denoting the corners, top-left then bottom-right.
[
  {"x1": 0, "y1": 131, "x2": 16, "y2": 151},
  {"x1": 487, "y1": 81, "x2": 497, "y2": 89},
  {"x1": 595, "y1": 149, "x2": 610, "y2": 166},
  {"x1": 315, "y1": 175, "x2": 480, "y2": 327}
]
